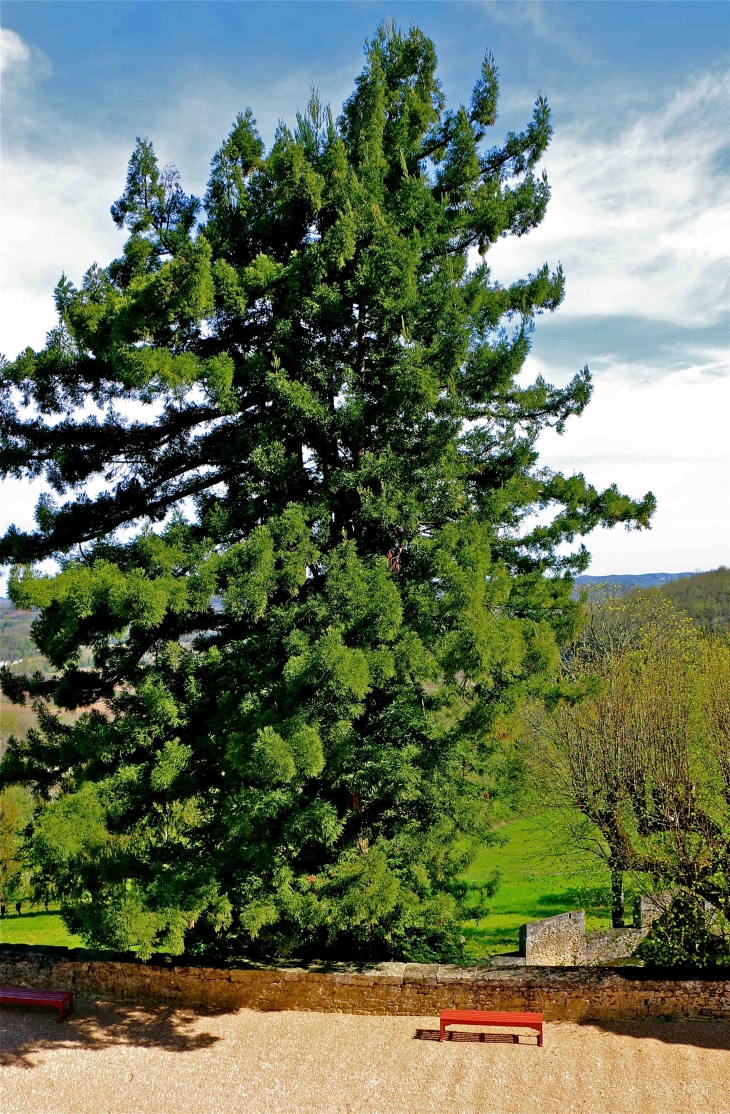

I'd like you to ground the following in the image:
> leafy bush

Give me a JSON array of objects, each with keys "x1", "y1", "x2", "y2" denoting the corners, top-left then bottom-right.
[{"x1": 637, "y1": 895, "x2": 730, "y2": 969}]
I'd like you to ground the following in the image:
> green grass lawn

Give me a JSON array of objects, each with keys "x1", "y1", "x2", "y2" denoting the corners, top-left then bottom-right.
[
  {"x1": 0, "y1": 906, "x2": 83, "y2": 949},
  {"x1": 462, "y1": 812, "x2": 618, "y2": 958}
]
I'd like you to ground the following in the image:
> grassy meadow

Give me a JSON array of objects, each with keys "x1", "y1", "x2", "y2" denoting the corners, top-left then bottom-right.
[
  {"x1": 462, "y1": 813, "x2": 616, "y2": 957},
  {"x1": 0, "y1": 906, "x2": 83, "y2": 949},
  {"x1": 1, "y1": 698, "x2": 40, "y2": 759},
  {"x1": 1, "y1": 696, "x2": 84, "y2": 760}
]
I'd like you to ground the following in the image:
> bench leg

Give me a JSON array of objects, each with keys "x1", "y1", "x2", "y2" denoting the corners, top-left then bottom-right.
[
  {"x1": 538, "y1": 1027, "x2": 543, "y2": 1047},
  {"x1": 439, "y1": 1023, "x2": 445, "y2": 1042}
]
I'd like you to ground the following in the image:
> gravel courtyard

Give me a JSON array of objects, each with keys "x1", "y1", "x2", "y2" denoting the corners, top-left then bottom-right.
[{"x1": 1, "y1": 998, "x2": 729, "y2": 1114}]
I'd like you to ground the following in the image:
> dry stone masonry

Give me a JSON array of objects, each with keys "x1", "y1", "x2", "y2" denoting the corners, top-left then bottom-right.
[
  {"x1": 520, "y1": 911, "x2": 587, "y2": 965},
  {"x1": 492, "y1": 898, "x2": 674, "y2": 968},
  {"x1": 0, "y1": 944, "x2": 728, "y2": 1021}
]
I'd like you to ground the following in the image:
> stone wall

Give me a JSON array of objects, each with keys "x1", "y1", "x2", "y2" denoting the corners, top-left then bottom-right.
[
  {"x1": 519, "y1": 911, "x2": 587, "y2": 966},
  {"x1": 584, "y1": 928, "x2": 648, "y2": 965},
  {"x1": 0, "y1": 945, "x2": 728, "y2": 1021},
  {"x1": 633, "y1": 894, "x2": 671, "y2": 930},
  {"x1": 511, "y1": 909, "x2": 656, "y2": 966}
]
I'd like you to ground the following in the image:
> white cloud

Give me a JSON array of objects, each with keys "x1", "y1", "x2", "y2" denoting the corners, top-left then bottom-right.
[
  {"x1": 497, "y1": 69, "x2": 730, "y2": 571},
  {"x1": 571, "y1": 342, "x2": 728, "y2": 388},
  {"x1": 487, "y1": 71, "x2": 730, "y2": 327},
  {"x1": 0, "y1": 144, "x2": 128, "y2": 358},
  {"x1": 0, "y1": 26, "x2": 51, "y2": 81},
  {"x1": 1, "y1": 27, "x2": 30, "y2": 72},
  {"x1": 530, "y1": 358, "x2": 730, "y2": 574}
]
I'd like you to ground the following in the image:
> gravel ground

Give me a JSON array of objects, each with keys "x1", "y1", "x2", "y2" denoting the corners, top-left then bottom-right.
[{"x1": 1, "y1": 997, "x2": 729, "y2": 1114}]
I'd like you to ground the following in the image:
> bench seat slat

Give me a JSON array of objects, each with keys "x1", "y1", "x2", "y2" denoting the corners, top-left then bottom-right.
[
  {"x1": 1, "y1": 985, "x2": 74, "y2": 1022},
  {"x1": 1, "y1": 988, "x2": 72, "y2": 1003}
]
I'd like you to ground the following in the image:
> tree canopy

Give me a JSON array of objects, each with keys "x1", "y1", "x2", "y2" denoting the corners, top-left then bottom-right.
[{"x1": 0, "y1": 23, "x2": 654, "y2": 961}]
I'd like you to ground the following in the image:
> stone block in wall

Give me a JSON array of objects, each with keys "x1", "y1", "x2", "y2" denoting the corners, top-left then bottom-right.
[
  {"x1": 403, "y1": 963, "x2": 439, "y2": 984},
  {"x1": 584, "y1": 928, "x2": 648, "y2": 965},
  {"x1": 519, "y1": 910, "x2": 586, "y2": 965},
  {"x1": 633, "y1": 893, "x2": 672, "y2": 929}
]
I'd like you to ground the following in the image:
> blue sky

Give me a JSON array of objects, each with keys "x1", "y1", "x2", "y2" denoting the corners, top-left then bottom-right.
[{"x1": 1, "y1": 1, "x2": 728, "y2": 577}]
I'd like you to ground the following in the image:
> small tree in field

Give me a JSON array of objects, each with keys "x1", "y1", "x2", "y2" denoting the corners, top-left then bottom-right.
[
  {"x1": 531, "y1": 596, "x2": 730, "y2": 949},
  {"x1": 0, "y1": 24, "x2": 653, "y2": 960}
]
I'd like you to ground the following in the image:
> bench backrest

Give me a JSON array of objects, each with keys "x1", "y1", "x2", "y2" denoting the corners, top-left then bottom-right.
[{"x1": 441, "y1": 1009, "x2": 542, "y2": 1025}]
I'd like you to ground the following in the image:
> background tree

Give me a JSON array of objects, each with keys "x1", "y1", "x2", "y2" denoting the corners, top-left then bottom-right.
[
  {"x1": 523, "y1": 593, "x2": 693, "y2": 928},
  {"x1": 571, "y1": 584, "x2": 694, "y2": 660},
  {"x1": 0, "y1": 24, "x2": 653, "y2": 961},
  {"x1": 528, "y1": 595, "x2": 730, "y2": 951},
  {"x1": 0, "y1": 786, "x2": 33, "y2": 917}
]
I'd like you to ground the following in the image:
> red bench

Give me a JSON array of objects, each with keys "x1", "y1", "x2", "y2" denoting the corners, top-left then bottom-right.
[
  {"x1": 439, "y1": 1009, "x2": 543, "y2": 1045},
  {"x1": 1, "y1": 985, "x2": 74, "y2": 1022}
]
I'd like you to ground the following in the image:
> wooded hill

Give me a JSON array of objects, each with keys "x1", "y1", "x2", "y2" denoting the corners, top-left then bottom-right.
[{"x1": 659, "y1": 566, "x2": 730, "y2": 632}]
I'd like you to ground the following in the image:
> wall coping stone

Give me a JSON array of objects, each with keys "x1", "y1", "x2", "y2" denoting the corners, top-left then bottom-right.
[{"x1": 1, "y1": 942, "x2": 728, "y2": 981}]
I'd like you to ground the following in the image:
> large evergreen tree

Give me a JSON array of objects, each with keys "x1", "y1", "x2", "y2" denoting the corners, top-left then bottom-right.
[{"x1": 0, "y1": 25, "x2": 654, "y2": 960}]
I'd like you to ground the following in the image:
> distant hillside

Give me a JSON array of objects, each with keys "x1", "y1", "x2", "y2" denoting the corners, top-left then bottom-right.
[
  {"x1": 659, "y1": 566, "x2": 730, "y2": 632},
  {"x1": 0, "y1": 597, "x2": 41, "y2": 666},
  {"x1": 574, "y1": 571, "x2": 698, "y2": 591},
  {"x1": 572, "y1": 569, "x2": 730, "y2": 632}
]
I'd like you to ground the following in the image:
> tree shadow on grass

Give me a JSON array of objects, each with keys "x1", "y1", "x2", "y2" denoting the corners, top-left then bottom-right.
[
  {"x1": 3, "y1": 910, "x2": 55, "y2": 920},
  {"x1": 0, "y1": 995, "x2": 231, "y2": 1069},
  {"x1": 536, "y1": 887, "x2": 612, "y2": 912},
  {"x1": 584, "y1": 1019, "x2": 730, "y2": 1051}
]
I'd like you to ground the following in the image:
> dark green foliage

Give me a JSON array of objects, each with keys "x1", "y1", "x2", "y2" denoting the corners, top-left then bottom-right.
[
  {"x1": 0, "y1": 786, "x2": 33, "y2": 910},
  {"x1": 660, "y1": 567, "x2": 730, "y2": 633},
  {"x1": 0, "y1": 24, "x2": 653, "y2": 961},
  {"x1": 637, "y1": 894, "x2": 730, "y2": 969}
]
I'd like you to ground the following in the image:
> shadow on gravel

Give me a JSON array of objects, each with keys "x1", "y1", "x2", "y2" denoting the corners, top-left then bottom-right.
[
  {"x1": 414, "y1": 1028, "x2": 527, "y2": 1044},
  {"x1": 585, "y1": 1020, "x2": 730, "y2": 1051},
  {"x1": 0, "y1": 996, "x2": 232, "y2": 1069}
]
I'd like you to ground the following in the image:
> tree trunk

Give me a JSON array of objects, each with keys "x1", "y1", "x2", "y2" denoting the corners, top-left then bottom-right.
[{"x1": 611, "y1": 866, "x2": 625, "y2": 928}]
